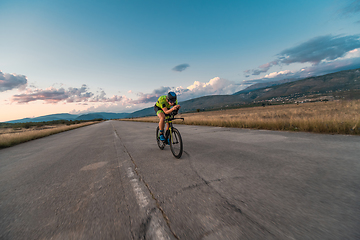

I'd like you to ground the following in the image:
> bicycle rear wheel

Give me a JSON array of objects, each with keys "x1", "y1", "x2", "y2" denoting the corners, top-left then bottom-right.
[
  {"x1": 156, "y1": 126, "x2": 165, "y2": 150},
  {"x1": 170, "y1": 128, "x2": 183, "y2": 158}
]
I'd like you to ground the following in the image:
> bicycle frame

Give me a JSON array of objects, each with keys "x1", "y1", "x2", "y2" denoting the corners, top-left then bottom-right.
[{"x1": 165, "y1": 116, "x2": 184, "y2": 143}]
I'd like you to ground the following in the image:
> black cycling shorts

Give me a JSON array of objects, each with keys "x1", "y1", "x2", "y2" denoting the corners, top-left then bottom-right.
[
  {"x1": 154, "y1": 105, "x2": 163, "y2": 115},
  {"x1": 154, "y1": 104, "x2": 170, "y2": 116}
]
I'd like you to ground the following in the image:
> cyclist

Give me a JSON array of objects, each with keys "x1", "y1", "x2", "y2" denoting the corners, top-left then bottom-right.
[{"x1": 154, "y1": 91, "x2": 181, "y2": 142}]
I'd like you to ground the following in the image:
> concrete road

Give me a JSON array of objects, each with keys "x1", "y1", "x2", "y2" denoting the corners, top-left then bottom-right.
[{"x1": 0, "y1": 120, "x2": 359, "y2": 239}]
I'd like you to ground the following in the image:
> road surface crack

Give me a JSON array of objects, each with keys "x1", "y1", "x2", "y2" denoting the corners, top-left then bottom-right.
[
  {"x1": 187, "y1": 155, "x2": 276, "y2": 238},
  {"x1": 166, "y1": 176, "x2": 246, "y2": 201},
  {"x1": 113, "y1": 134, "x2": 135, "y2": 239},
  {"x1": 113, "y1": 128, "x2": 179, "y2": 240}
]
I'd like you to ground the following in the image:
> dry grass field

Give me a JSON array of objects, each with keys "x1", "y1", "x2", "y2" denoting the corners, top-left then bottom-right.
[
  {"x1": 0, "y1": 122, "x2": 98, "y2": 148},
  {"x1": 123, "y1": 100, "x2": 360, "y2": 135}
]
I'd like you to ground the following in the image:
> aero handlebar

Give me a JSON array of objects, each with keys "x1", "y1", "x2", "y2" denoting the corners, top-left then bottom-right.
[{"x1": 165, "y1": 117, "x2": 184, "y2": 122}]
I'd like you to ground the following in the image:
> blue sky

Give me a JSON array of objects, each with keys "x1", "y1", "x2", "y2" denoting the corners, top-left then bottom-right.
[{"x1": 1, "y1": 0, "x2": 360, "y2": 122}]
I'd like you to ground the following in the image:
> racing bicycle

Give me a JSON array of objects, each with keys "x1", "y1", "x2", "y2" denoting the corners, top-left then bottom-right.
[{"x1": 156, "y1": 112, "x2": 184, "y2": 158}]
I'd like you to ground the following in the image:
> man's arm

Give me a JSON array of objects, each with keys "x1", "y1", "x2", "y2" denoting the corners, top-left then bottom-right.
[{"x1": 162, "y1": 105, "x2": 180, "y2": 114}]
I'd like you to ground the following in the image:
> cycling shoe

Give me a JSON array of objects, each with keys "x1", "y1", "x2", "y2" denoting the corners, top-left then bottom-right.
[{"x1": 159, "y1": 135, "x2": 166, "y2": 141}]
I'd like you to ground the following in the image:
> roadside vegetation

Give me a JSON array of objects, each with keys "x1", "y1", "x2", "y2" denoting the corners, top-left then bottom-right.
[
  {"x1": 123, "y1": 100, "x2": 360, "y2": 135},
  {"x1": 0, "y1": 119, "x2": 103, "y2": 149}
]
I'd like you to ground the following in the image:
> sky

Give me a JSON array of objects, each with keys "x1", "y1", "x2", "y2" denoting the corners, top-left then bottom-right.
[{"x1": 1, "y1": 0, "x2": 360, "y2": 122}]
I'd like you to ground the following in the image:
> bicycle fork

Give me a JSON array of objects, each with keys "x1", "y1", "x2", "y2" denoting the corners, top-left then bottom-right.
[{"x1": 165, "y1": 127, "x2": 172, "y2": 144}]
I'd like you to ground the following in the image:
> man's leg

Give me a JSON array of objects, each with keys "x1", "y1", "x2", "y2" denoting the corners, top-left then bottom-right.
[
  {"x1": 158, "y1": 112, "x2": 165, "y2": 130},
  {"x1": 157, "y1": 112, "x2": 166, "y2": 141}
]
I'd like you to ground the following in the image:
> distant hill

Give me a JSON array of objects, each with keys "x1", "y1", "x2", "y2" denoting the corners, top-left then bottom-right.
[
  {"x1": 6, "y1": 113, "x2": 78, "y2": 123},
  {"x1": 5, "y1": 112, "x2": 130, "y2": 123},
  {"x1": 96, "y1": 112, "x2": 130, "y2": 119},
  {"x1": 234, "y1": 78, "x2": 300, "y2": 95},
  {"x1": 75, "y1": 113, "x2": 104, "y2": 120},
  {"x1": 179, "y1": 68, "x2": 360, "y2": 112},
  {"x1": 75, "y1": 112, "x2": 131, "y2": 120},
  {"x1": 126, "y1": 107, "x2": 155, "y2": 118},
  {"x1": 248, "y1": 68, "x2": 360, "y2": 101}
]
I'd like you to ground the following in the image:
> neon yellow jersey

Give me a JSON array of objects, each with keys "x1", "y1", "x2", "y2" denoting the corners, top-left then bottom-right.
[{"x1": 155, "y1": 95, "x2": 178, "y2": 109}]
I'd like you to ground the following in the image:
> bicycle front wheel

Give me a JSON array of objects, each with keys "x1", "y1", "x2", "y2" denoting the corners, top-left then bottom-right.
[
  {"x1": 156, "y1": 126, "x2": 165, "y2": 150},
  {"x1": 169, "y1": 128, "x2": 183, "y2": 158}
]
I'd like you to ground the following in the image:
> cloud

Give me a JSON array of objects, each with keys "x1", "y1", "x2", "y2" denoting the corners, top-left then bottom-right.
[
  {"x1": 245, "y1": 34, "x2": 360, "y2": 77},
  {"x1": 244, "y1": 55, "x2": 360, "y2": 84},
  {"x1": 279, "y1": 35, "x2": 360, "y2": 65},
  {"x1": 249, "y1": 61, "x2": 279, "y2": 75},
  {"x1": 340, "y1": 0, "x2": 360, "y2": 16},
  {"x1": 10, "y1": 84, "x2": 125, "y2": 104},
  {"x1": 0, "y1": 70, "x2": 27, "y2": 92},
  {"x1": 11, "y1": 85, "x2": 91, "y2": 103},
  {"x1": 132, "y1": 77, "x2": 244, "y2": 105},
  {"x1": 297, "y1": 54, "x2": 360, "y2": 76},
  {"x1": 263, "y1": 70, "x2": 293, "y2": 79},
  {"x1": 11, "y1": 88, "x2": 69, "y2": 104},
  {"x1": 172, "y1": 64, "x2": 190, "y2": 72},
  {"x1": 173, "y1": 77, "x2": 245, "y2": 101},
  {"x1": 130, "y1": 86, "x2": 170, "y2": 104},
  {"x1": 187, "y1": 77, "x2": 233, "y2": 92},
  {"x1": 89, "y1": 90, "x2": 124, "y2": 103}
]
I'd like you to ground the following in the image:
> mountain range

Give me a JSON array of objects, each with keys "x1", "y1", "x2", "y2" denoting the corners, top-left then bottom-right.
[
  {"x1": 5, "y1": 112, "x2": 129, "y2": 123},
  {"x1": 4, "y1": 68, "x2": 360, "y2": 123}
]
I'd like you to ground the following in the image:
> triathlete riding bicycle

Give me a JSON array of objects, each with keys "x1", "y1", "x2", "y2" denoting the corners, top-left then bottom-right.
[{"x1": 154, "y1": 92, "x2": 181, "y2": 142}]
